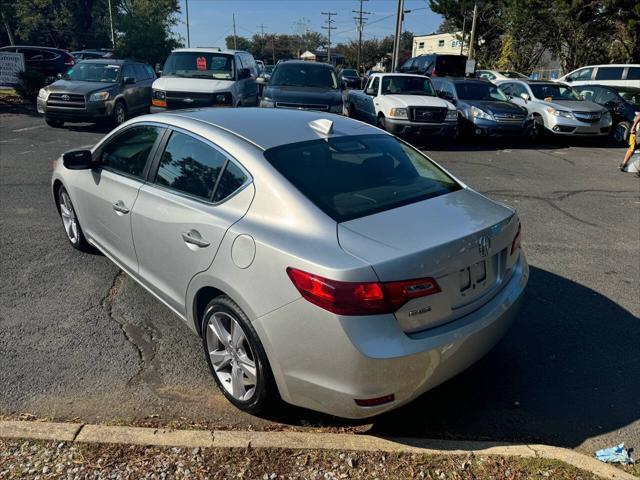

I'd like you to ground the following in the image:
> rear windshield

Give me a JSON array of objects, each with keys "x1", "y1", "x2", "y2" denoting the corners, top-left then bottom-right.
[
  {"x1": 263, "y1": 134, "x2": 460, "y2": 222},
  {"x1": 530, "y1": 83, "x2": 579, "y2": 101},
  {"x1": 381, "y1": 76, "x2": 436, "y2": 96},
  {"x1": 270, "y1": 64, "x2": 338, "y2": 89},
  {"x1": 162, "y1": 52, "x2": 234, "y2": 80},
  {"x1": 435, "y1": 56, "x2": 466, "y2": 76},
  {"x1": 455, "y1": 82, "x2": 507, "y2": 101}
]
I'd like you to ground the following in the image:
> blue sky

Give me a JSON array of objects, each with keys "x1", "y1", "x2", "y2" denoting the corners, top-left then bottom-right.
[{"x1": 174, "y1": 0, "x2": 443, "y2": 48}]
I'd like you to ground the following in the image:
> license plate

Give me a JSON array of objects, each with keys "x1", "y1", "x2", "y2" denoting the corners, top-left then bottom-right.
[{"x1": 459, "y1": 260, "x2": 489, "y2": 295}]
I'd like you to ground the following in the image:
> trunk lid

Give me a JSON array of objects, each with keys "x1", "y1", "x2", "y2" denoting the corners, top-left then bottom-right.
[{"x1": 338, "y1": 188, "x2": 520, "y2": 332}]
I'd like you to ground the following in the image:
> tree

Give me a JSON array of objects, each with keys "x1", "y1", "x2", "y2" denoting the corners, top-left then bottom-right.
[
  {"x1": 116, "y1": 0, "x2": 182, "y2": 65},
  {"x1": 225, "y1": 35, "x2": 252, "y2": 51}
]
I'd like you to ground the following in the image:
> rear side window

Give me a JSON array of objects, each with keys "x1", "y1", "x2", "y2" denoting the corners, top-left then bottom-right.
[
  {"x1": 213, "y1": 161, "x2": 247, "y2": 202},
  {"x1": 100, "y1": 125, "x2": 163, "y2": 178},
  {"x1": 595, "y1": 67, "x2": 624, "y2": 81},
  {"x1": 155, "y1": 131, "x2": 227, "y2": 201},
  {"x1": 264, "y1": 134, "x2": 460, "y2": 222},
  {"x1": 626, "y1": 67, "x2": 640, "y2": 80}
]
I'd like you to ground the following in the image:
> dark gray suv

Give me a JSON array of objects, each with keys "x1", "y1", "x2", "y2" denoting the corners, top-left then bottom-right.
[{"x1": 37, "y1": 59, "x2": 156, "y2": 128}]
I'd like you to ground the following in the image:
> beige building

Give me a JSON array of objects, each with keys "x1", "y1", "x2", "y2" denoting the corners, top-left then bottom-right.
[{"x1": 412, "y1": 32, "x2": 468, "y2": 57}]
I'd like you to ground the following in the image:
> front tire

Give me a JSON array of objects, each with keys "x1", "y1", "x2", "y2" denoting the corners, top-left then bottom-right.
[
  {"x1": 377, "y1": 114, "x2": 387, "y2": 131},
  {"x1": 612, "y1": 121, "x2": 630, "y2": 144},
  {"x1": 57, "y1": 186, "x2": 90, "y2": 251},
  {"x1": 112, "y1": 101, "x2": 127, "y2": 126},
  {"x1": 532, "y1": 114, "x2": 546, "y2": 140},
  {"x1": 202, "y1": 295, "x2": 276, "y2": 414}
]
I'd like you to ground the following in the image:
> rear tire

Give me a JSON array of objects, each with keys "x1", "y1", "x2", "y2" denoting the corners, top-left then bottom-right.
[
  {"x1": 46, "y1": 118, "x2": 64, "y2": 128},
  {"x1": 201, "y1": 295, "x2": 277, "y2": 414}
]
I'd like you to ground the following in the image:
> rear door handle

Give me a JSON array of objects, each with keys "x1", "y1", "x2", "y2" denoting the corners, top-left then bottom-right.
[
  {"x1": 181, "y1": 230, "x2": 210, "y2": 248},
  {"x1": 112, "y1": 200, "x2": 130, "y2": 214}
]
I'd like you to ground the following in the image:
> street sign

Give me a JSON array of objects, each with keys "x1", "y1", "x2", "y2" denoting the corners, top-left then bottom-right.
[{"x1": 0, "y1": 52, "x2": 25, "y2": 87}]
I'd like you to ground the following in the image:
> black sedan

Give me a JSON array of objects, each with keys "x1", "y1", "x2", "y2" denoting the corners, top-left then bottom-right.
[
  {"x1": 573, "y1": 84, "x2": 640, "y2": 144},
  {"x1": 339, "y1": 68, "x2": 362, "y2": 89}
]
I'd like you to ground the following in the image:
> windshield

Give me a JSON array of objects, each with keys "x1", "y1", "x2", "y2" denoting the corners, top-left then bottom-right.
[
  {"x1": 617, "y1": 88, "x2": 640, "y2": 106},
  {"x1": 263, "y1": 134, "x2": 460, "y2": 222},
  {"x1": 342, "y1": 69, "x2": 358, "y2": 76},
  {"x1": 500, "y1": 71, "x2": 527, "y2": 79},
  {"x1": 455, "y1": 82, "x2": 507, "y2": 101},
  {"x1": 270, "y1": 64, "x2": 338, "y2": 89},
  {"x1": 63, "y1": 63, "x2": 120, "y2": 83},
  {"x1": 530, "y1": 84, "x2": 579, "y2": 101},
  {"x1": 381, "y1": 76, "x2": 436, "y2": 96},
  {"x1": 162, "y1": 52, "x2": 234, "y2": 80}
]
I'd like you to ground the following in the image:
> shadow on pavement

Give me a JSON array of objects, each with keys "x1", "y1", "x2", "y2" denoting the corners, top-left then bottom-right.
[{"x1": 267, "y1": 266, "x2": 640, "y2": 449}]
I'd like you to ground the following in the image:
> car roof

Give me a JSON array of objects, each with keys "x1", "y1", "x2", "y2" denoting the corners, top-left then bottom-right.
[
  {"x1": 568, "y1": 64, "x2": 640, "y2": 70},
  {"x1": 278, "y1": 60, "x2": 334, "y2": 68},
  {"x1": 171, "y1": 47, "x2": 247, "y2": 55},
  {"x1": 438, "y1": 77, "x2": 493, "y2": 84},
  {"x1": 0, "y1": 45, "x2": 68, "y2": 52},
  {"x1": 370, "y1": 72, "x2": 427, "y2": 78},
  {"x1": 574, "y1": 84, "x2": 640, "y2": 93},
  {"x1": 76, "y1": 59, "x2": 129, "y2": 65},
  {"x1": 149, "y1": 108, "x2": 383, "y2": 151}
]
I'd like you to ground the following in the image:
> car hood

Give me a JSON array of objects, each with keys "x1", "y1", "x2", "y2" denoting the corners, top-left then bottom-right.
[
  {"x1": 384, "y1": 94, "x2": 453, "y2": 109},
  {"x1": 541, "y1": 99, "x2": 604, "y2": 112},
  {"x1": 461, "y1": 99, "x2": 525, "y2": 114},
  {"x1": 153, "y1": 76, "x2": 234, "y2": 93},
  {"x1": 46, "y1": 80, "x2": 117, "y2": 94},
  {"x1": 264, "y1": 86, "x2": 343, "y2": 105}
]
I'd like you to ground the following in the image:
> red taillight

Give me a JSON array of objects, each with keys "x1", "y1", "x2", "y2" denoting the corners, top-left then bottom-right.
[
  {"x1": 64, "y1": 55, "x2": 75, "y2": 66},
  {"x1": 286, "y1": 267, "x2": 441, "y2": 316},
  {"x1": 511, "y1": 223, "x2": 521, "y2": 256}
]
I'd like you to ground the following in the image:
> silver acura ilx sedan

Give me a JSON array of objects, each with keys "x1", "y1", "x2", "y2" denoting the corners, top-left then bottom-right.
[{"x1": 52, "y1": 108, "x2": 528, "y2": 418}]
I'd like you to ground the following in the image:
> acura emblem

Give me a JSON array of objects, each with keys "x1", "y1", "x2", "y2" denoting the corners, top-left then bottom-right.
[
  {"x1": 478, "y1": 235, "x2": 491, "y2": 258},
  {"x1": 183, "y1": 98, "x2": 194, "y2": 103},
  {"x1": 61, "y1": 94, "x2": 70, "y2": 101}
]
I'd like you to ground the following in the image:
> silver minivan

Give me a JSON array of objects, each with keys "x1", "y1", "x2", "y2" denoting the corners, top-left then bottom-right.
[
  {"x1": 150, "y1": 48, "x2": 259, "y2": 112},
  {"x1": 497, "y1": 80, "x2": 612, "y2": 137}
]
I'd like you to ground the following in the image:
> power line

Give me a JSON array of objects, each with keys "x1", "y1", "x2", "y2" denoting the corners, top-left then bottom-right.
[
  {"x1": 353, "y1": 0, "x2": 370, "y2": 74},
  {"x1": 321, "y1": 11, "x2": 337, "y2": 63}
]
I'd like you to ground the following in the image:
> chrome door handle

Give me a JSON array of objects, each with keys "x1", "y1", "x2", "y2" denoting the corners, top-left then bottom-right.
[
  {"x1": 181, "y1": 230, "x2": 211, "y2": 248},
  {"x1": 112, "y1": 201, "x2": 130, "y2": 214}
]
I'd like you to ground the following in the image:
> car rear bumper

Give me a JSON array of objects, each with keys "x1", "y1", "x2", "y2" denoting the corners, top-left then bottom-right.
[
  {"x1": 254, "y1": 252, "x2": 529, "y2": 419},
  {"x1": 38, "y1": 98, "x2": 114, "y2": 121},
  {"x1": 385, "y1": 118, "x2": 458, "y2": 137}
]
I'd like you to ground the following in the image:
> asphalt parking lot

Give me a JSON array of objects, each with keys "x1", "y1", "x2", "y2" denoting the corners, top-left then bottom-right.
[{"x1": 0, "y1": 111, "x2": 638, "y2": 456}]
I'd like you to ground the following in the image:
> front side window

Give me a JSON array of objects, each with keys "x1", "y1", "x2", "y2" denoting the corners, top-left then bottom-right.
[
  {"x1": 595, "y1": 67, "x2": 624, "y2": 81},
  {"x1": 381, "y1": 76, "x2": 436, "y2": 96},
  {"x1": 568, "y1": 68, "x2": 593, "y2": 81},
  {"x1": 123, "y1": 64, "x2": 137, "y2": 82},
  {"x1": 530, "y1": 83, "x2": 579, "y2": 101},
  {"x1": 455, "y1": 82, "x2": 507, "y2": 101},
  {"x1": 100, "y1": 126, "x2": 162, "y2": 178},
  {"x1": 155, "y1": 131, "x2": 228, "y2": 201},
  {"x1": 370, "y1": 76, "x2": 380, "y2": 93},
  {"x1": 270, "y1": 64, "x2": 338, "y2": 89},
  {"x1": 64, "y1": 62, "x2": 121, "y2": 83},
  {"x1": 264, "y1": 134, "x2": 460, "y2": 222},
  {"x1": 162, "y1": 52, "x2": 235, "y2": 80}
]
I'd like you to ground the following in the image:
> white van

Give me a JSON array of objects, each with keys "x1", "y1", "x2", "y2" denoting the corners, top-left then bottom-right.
[{"x1": 557, "y1": 64, "x2": 640, "y2": 88}]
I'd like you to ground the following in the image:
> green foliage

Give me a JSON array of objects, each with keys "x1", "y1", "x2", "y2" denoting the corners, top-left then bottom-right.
[
  {"x1": 15, "y1": 70, "x2": 47, "y2": 99},
  {"x1": 225, "y1": 35, "x2": 252, "y2": 52}
]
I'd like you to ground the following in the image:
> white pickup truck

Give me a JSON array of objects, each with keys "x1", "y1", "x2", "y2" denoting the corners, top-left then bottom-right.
[{"x1": 345, "y1": 73, "x2": 458, "y2": 137}]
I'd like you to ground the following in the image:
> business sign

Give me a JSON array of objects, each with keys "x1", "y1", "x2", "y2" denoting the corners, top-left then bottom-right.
[{"x1": 0, "y1": 52, "x2": 25, "y2": 87}]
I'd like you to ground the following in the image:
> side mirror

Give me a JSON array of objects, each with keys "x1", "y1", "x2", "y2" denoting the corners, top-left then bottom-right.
[
  {"x1": 124, "y1": 76, "x2": 135, "y2": 85},
  {"x1": 62, "y1": 149, "x2": 93, "y2": 170},
  {"x1": 520, "y1": 93, "x2": 530, "y2": 102},
  {"x1": 56, "y1": 73, "x2": 63, "y2": 79},
  {"x1": 238, "y1": 68, "x2": 251, "y2": 80},
  {"x1": 365, "y1": 87, "x2": 376, "y2": 96}
]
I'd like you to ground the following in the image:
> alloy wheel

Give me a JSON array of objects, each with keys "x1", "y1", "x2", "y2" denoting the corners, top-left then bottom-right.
[
  {"x1": 59, "y1": 189, "x2": 79, "y2": 245},
  {"x1": 205, "y1": 311, "x2": 257, "y2": 401},
  {"x1": 613, "y1": 123, "x2": 629, "y2": 144},
  {"x1": 114, "y1": 104, "x2": 126, "y2": 125}
]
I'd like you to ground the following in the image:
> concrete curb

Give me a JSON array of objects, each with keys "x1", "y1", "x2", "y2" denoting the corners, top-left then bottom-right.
[{"x1": 0, "y1": 420, "x2": 634, "y2": 479}]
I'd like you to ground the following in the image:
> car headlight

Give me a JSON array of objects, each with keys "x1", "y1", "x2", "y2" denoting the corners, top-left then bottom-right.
[
  {"x1": 153, "y1": 90, "x2": 166, "y2": 100},
  {"x1": 389, "y1": 107, "x2": 408, "y2": 119},
  {"x1": 89, "y1": 91, "x2": 110, "y2": 102},
  {"x1": 546, "y1": 107, "x2": 573, "y2": 119},
  {"x1": 471, "y1": 106, "x2": 495, "y2": 121},
  {"x1": 260, "y1": 97, "x2": 275, "y2": 108},
  {"x1": 38, "y1": 88, "x2": 49, "y2": 100},
  {"x1": 445, "y1": 109, "x2": 458, "y2": 121},
  {"x1": 329, "y1": 104, "x2": 343, "y2": 114}
]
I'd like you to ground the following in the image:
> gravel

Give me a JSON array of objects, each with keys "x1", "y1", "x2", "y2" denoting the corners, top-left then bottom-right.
[{"x1": 0, "y1": 439, "x2": 604, "y2": 479}]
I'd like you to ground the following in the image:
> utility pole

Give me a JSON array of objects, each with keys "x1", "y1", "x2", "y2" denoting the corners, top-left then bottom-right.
[
  {"x1": 257, "y1": 24, "x2": 267, "y2": 37},
  {"x1": 321, "y1": 11, "x2": 337, "y2": 64},
  {"x1": 107, "y1": 0, "x2": 115, "y2": 49},
  {"x1": 185, "y1": 0, "x2": 190, "y2": 48},
  {"x1": 468, "y1": 2, "x2": 478, "y2": 60},
  {"x1": 391, "y1": 0, "x2": 404, "y2": 72},
  {"x1": 459, "y1": 9, "x2": 466, "y2": 55},
  {"x1": 353, "y1": 0, "x2": 370, "y2": 75},
  {"x1": 232, "y1": 13, "x2": 237, "y2": 50}
]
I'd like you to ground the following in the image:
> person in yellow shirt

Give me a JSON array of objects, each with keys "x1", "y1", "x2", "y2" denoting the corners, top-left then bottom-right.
[{"x1": 620, "y1": 111, "x2": 640, "y2": 172}]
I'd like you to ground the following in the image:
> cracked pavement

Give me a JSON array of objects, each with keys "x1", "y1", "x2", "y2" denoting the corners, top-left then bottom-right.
[{"x1": 1, "y1": 113, "x2": 638, "y2": 456}]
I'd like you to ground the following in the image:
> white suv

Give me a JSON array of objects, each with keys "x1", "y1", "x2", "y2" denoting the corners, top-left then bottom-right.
[
  {"x1": 151, "y1": 48, "x2": 259, "y2": 112},
  {"x1": 557, "y1": 64, "x2": 640, "y2": 88}
]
